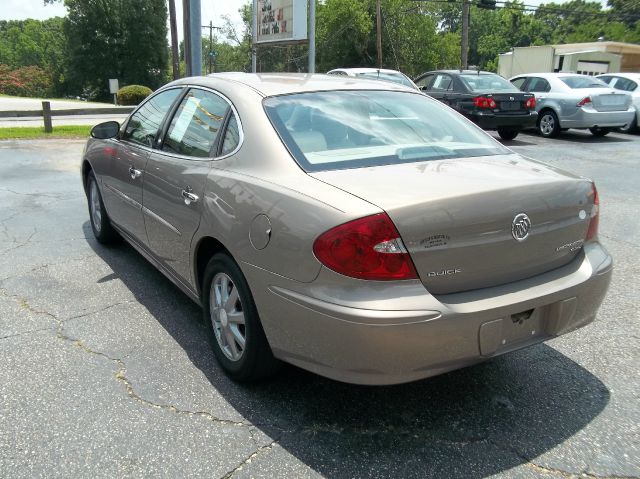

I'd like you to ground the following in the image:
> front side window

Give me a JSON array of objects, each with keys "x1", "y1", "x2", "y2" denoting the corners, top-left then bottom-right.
[
  {"x1": 123, "y1": 88, "x2": 181, "y2": 147},
  {"x1": 510, "y1": 77, "x2": 527, "y2": 91},
  {"x1": 415, "y1": 74, "x2": 434, "y2": 89},
  {"x1": 162, "y1": 89, "x2": 228, "y2": 158},
  {"x1": 528, "y1": 77, "x2": 551, "y2": 93},
  {"x1": 264, "y1": 90, "x2": 509, "y2": 172}
]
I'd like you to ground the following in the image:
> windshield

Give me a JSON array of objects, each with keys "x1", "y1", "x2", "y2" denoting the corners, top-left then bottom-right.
[
  {"x1": 561, "y1": 76, "x2": 608, "y2": 89},
  {"x1": 356, "y1": 71, "x2": 416, "y2": 89},
  {"x1": 460, "y1": 74, "x2": 518, "y2": 92},
  {"x1": 263, "y1": 90, "x2": 509, "y2": 172}
]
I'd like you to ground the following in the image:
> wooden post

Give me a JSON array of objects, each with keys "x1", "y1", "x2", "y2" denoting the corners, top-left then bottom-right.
[{"x1": 42, "y1": 101, "x2": 52, "y2": 133}]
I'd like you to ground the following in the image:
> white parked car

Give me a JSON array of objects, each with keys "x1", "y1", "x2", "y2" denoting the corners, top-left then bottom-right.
[
  {"x1": 327, "y1": 68, "x2": 419, "y2": 90},
  {"x1": 596, "y1": 72, "x2": 640, "y2": 132},
  {"x1": 509, "y1": 73, "x2": 635, "y2": 137}
]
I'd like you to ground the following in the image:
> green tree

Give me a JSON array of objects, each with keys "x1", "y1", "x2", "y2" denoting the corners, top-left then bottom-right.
[
  {"x1": 56, "y1": 0, "x2": 168, "y2": 98},
  {"x1": 0, "y1": 18, "x2": 66, "y2": 95}
]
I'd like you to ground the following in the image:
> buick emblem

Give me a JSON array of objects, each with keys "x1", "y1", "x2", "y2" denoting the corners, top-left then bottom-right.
[{"x1": 511, "y1": 213, "x2": 531, "y2": 242}]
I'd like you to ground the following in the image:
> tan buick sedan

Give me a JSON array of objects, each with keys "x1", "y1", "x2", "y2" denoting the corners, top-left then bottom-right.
[{"x1": 82, "y1": 73, "x2": 612, "y2": 385}]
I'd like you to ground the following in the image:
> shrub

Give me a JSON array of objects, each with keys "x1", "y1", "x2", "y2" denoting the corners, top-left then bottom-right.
[
  {"x1": 0, "y1": 64, "x2": 53, "y2": 97},
  {"x1": 117, "y1": 85, "x2": 153, "y2": 105}
]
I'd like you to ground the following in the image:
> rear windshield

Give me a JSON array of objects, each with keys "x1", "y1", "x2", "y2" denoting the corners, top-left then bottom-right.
[
  {"x1": 460, "y1": 74, "x2": 517, "y2": 92},
  {"x1": 561, "y1": 76, "x2": 608, "y2": 89},
  {"x1": 263, "y1": 90, "x2": 509, "y2": 172}
]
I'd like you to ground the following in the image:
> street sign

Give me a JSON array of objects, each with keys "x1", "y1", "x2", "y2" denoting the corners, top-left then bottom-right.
[{"x1": 108, "y1": 79, "x2": 119, "y2": 94}]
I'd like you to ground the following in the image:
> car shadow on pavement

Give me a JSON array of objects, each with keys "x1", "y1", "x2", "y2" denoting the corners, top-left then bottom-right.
[
  {"x1": 86, "y1": 227, "x2": 610, "y2": 478},
  {"x1": 522, "y1": 130, "x2": 635, "y2": 144}
]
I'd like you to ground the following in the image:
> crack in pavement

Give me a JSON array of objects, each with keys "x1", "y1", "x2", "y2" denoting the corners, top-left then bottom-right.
[
  {"x1": 0, "y1": 187, "x2": 72, "y2": 200},
  {"x1": 220, "y1": 438, "x2": 280, "y2": 479},
  {"x1": 0, "y1": 286, "x2": 255, "y2": 431}
]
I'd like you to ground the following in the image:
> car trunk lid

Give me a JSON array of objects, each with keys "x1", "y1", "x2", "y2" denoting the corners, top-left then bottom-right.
[
  {"x1": 582, "y1": 89, "x2": 632, "y2": 112},
  {"x1": 311, "y1": 154, "x2": 594, "y2": 294}
]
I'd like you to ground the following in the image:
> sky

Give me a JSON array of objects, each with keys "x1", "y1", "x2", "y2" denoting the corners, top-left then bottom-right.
[{"x1": 0, "y1": 0, "x2": 249, "y2": 39}]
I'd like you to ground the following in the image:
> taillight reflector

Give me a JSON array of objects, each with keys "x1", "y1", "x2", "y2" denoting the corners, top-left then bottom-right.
[
  {"x1": 586, "y1": 182, "x2": 599, "y2": 241},
  {"x1": 473, "y1": 96, "x2": 497, "y2": 109},
  {"x1": 313, "y1": 213, "x2": 418, "y2": 280},
  {"x1": 525, "y1": 97, "x2": 536, "y2": 109}
]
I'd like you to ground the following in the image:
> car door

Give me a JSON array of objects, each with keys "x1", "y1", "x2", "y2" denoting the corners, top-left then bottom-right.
[
  {"x1": 526, "y1": 77, "x2": 552, "y2": 111},
  {"x1": 101, "y1": 88, "x2": 183, "y2": 244},
  {"x1": 143, "y1": 87, "x2": 232, "y2": 288}
]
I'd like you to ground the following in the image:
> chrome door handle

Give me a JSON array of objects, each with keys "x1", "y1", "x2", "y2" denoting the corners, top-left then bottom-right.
[
  {"x1": 129, "y1": 166, "x2": 142, "y2": 179},
  {"x1": 181, "y1": 188, "x2": 199, "y2": 205}
]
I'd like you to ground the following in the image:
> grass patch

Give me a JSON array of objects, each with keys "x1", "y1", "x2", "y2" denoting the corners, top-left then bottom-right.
[{"x1": 0, "y1": 125, "x2": 92, "y2": 139}]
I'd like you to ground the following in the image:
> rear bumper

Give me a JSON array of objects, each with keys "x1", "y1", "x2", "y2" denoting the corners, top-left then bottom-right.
[
  {"x1": 244, "y1": 242, "x2": 612, "y2": 385},
  {"x1": 470, "y1": 111, "x2": 538, "y2": 130},
  {"x1": 561, "y1": 106, "x2": 636, "y2": 129}
]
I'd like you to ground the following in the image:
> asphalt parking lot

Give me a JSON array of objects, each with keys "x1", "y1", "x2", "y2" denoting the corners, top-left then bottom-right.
[{"x1": 0, "y1": 130, "x2": 638, "y2": 478}]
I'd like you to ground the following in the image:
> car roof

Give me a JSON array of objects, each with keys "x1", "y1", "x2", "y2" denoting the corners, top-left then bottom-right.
[
  {"x1": 419, "y1": 70, "x2": 496, "y2": 76},
  {"x1": 510, "y1": 72, "x2": 590, "y2": 78},
  {"x1": 328, "y1": 67, "x2": 407, "y2": 75},
  {"x1": 167, "y1": 72, "x2": 413, "y2": 97},
  {"x1": 597, "y1": 72, "x2": 640, "y2": 80}
]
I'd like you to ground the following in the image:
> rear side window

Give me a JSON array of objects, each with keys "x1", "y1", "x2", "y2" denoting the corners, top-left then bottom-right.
[
  {"x1": 162, "y1": 89, "x2": 228, "y2": 158},
  {"x1": 221, "y1": 115, "x2": 240, "y2": 155},
  {"x1": 123, "y1": 88, "x2": 181, "y2": 147}
]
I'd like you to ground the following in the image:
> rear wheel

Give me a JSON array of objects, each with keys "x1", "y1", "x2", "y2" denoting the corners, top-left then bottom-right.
[
  {"x1": 497, "y1": 128, "x2": 519, "y2": 141},
  {"x1": 538, "y1": 110, "x2": 560, "y2": 138},
  {"x1": 618, "y1": 117, "x2": 637, "y2": 134},
  {"x1": 87, "y1": 171, "x2": 119, "y2": 244},
  {"x1": 589, "y1": 127, "x2": 611, "y2": 137},
  {"x1": 202, "y1": 253, "x2": 280, "y2": 381}
]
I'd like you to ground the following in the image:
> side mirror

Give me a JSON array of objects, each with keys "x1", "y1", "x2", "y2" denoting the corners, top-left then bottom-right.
[{"x1": 91, "y1": 121, "x2": 120, "y2": 139}]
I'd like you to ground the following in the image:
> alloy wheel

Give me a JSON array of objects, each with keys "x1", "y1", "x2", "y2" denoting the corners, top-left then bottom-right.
[
  {"x1": 210, "y1": 272, "x2": 246, "y2": 361},
  {"x1": 89, "y1": 180, "x2": 102, "y2": 234},
  {"x1": 540, "y1": 114, "x2": 555, "y2": 136}
]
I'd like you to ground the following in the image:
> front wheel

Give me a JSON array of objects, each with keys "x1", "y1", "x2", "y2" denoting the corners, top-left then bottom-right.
[
  {"x1": 497, "y1": 128, "x2": 519, "y2": 141},
  {"x1": 202, "y1": 253, "x2": 280, "y2": 381},
  {"x1": 87, "y1": 171, "x2": 119, "y2": 244},
  {"x1": 589, "y1": 127, "x2": 611, "y2": 137},
  {"x1": 538, "y1": 110, "x2": 560, "y2": 138}
]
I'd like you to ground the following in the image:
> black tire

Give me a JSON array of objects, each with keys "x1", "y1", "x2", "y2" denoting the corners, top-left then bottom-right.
[
  {"x1": 589, "y1": 127, "x2": 611, "y2": 137},
  {"x1": 202, "y1": 253, "x2": 280, "y2": 381},
  {"x1": 537, "y1": 110, "x2": 560, "y2": 138},
  {"x1": 86, "y1": 171, "x2": 119, "y2": 244},
  {"x1": 497, "y1": 128, "x2": 519, "y2": 141},
  {"x1": 618, "y1": 117, "x2": 637, "y2": 134}
]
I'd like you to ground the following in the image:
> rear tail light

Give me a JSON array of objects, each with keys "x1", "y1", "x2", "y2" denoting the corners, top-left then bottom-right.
[
  {"x1": 577, "y1": 96, "x2": 592, "y2": 107},
  {"x1": 586, "y1": 182, "x2": 599, "y2": 241},
  {"x1": 525, "y1": 97, "x2": 536, "y2": 109},
  {"x1": 313, "y1": 213, "x2": 418, "y2": 280},
  {"x1": 473, "y1": 96, "x2": 497, "y2": 109}
]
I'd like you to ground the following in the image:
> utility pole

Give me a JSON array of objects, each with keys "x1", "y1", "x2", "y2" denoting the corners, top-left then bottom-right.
[
  {"x1": 252, "y1": 0, "x2": 257, "y2": 73},
  {"x1": 461, "y1": 0, "x2": 469, "y2": 70},
  {"x1": 189, "y1": 0, "x2": 202, "y2": 76},
  {"x1": 183, "y1": 0, "x2": 191, "y2": 76},
  {"x1": 308, "y1": 0, "x2": 316, "y2": 73},
  {"x1": 202, "y1": 22, "x2": 221, "y2": 74},
  {"x1": 168, "y1": 0, "x2": 180, "y2": 79},
  {"x1": 376, "y1": 0, "x2": 382, "y2": 68}
]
